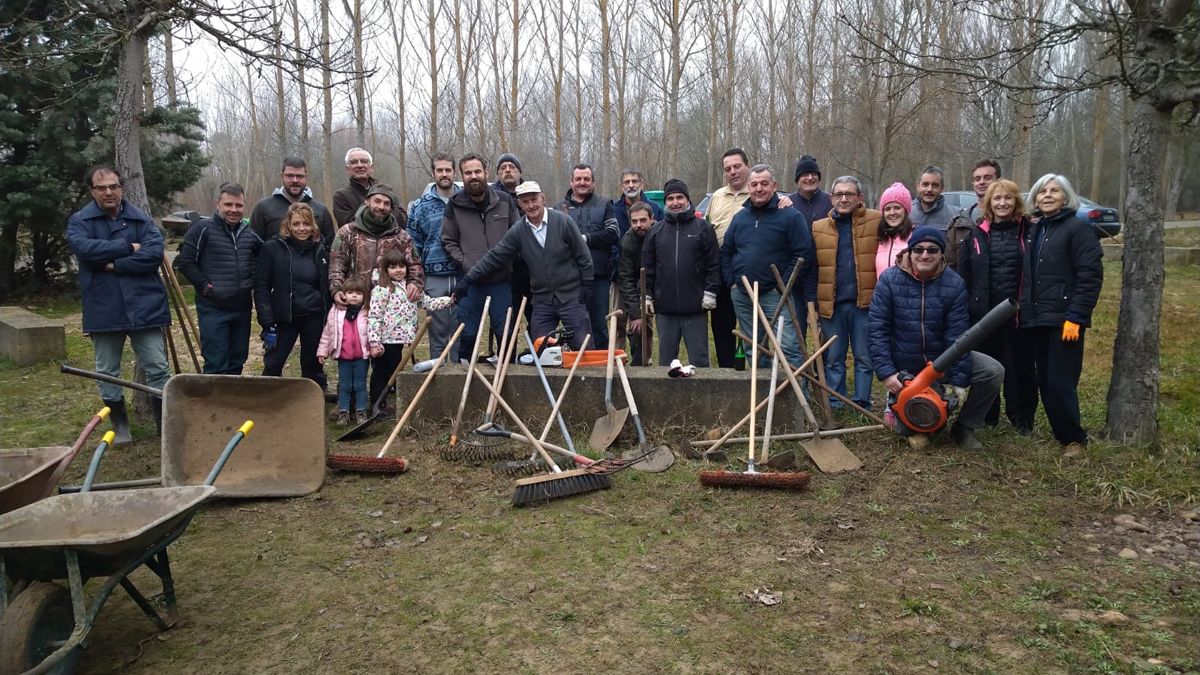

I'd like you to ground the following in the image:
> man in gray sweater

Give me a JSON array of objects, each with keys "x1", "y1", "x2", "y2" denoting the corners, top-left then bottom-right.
[{"x1": 453, "y1": 181, "x2": 593, "y2": 350}]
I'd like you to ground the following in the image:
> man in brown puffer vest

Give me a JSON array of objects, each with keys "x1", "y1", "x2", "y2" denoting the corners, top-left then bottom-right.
[{"x1": 812, "y1": 175, "x2": 880, "y2": 410}]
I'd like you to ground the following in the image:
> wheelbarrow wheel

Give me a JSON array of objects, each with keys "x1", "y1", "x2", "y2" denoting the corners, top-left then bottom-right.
[{"x1": 0, "y1": 582, "x2": 80, "y2": 675}]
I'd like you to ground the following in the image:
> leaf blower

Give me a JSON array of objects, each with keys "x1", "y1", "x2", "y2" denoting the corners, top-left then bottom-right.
[{"x1": 891, "y1": 299, "x2": 1018, "y2": 434}]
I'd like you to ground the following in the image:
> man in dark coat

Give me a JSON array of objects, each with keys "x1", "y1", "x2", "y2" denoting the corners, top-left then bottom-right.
[
  {"x1": 868, "y1": 227, "x2": 1003, "y2": 450},
  {"x1": 642, "y1": 179, "x2": 721, "y2": 367},
  {"x1": 555, "y1": 163, "x2": 619, "y2": 349},
  {"x1": 617, "y1": 201, "x2": 656, "y2": 366},
  {"x1": 175, "y1": 182, "x2": 263, "y2": 375},
  {"x1": 610, "y1": 169, "x2": 664, "y2": 355},
  {"x1": 249, "y1": 157, "x2": 336, "y2": 242},
  {"x1": 65, "y1": 164, "x2": 171, "y2": 444},
  {"x1": 332, "y1": 147, "x2": 405, "y2": 227},
  {"x1": 454, "y1": 181, "x2": 593, "y2": 350},
  {"x1": 787, "y1": 154, "x2": 833, "y2": 229}
]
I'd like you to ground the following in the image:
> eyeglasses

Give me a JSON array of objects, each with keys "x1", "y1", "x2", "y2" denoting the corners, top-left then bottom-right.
[
  {"x1": 91, "y1": 184, "x2": 122, "y2": 192},
  {"x1": 832, "y1": 192, "x2": 859, "y2": 199},
  {"x1": 911, "y1": 246, "x2": 942, "y2": 256}
]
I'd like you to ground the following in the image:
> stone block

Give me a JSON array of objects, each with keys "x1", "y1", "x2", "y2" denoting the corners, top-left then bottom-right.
[{"x1": 0, "y1": 306, "x2": 66, "y2": 366}]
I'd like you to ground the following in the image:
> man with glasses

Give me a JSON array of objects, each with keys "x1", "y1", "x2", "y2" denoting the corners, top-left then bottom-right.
[
  {"x1": 812, "y1": 176, "x2": 880, "y2": 411},
  {"x1": 945, "y1": 159, "x2": 1000, "y2": 270},
  {"x1": 868, "y1": 227, "x2": 1003, "y2": 449},
  {"x1": 333, "y1": 147, "x2": 397, "y2": 227},
  {"x1": 610, "y1": 169, "x2": 663, "y2": 354},
  {"x1": 66, "y1": 164, "x2": 172, "y2": 444},
  {"x1": 249, "y1": 156, "x2": 337, "y2": 242}
]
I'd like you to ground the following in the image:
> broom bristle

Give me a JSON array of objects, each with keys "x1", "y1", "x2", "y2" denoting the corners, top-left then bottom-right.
[
  {"x1": 439, "y1": 443, "x2": 523, "y2": 463},
  {"x1": 697, "y1": 469, "x2": 811, "y2": 490},
  {"x1": 326, "y1": 454, "x2": 409, "y2": 473},
  {"x1": 512, "y1": 468, "x2": 612, "y2": 506}
]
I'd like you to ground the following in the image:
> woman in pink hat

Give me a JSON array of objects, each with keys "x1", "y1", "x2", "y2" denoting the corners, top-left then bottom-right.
[{"x1": 875, "y1": 182, "x2": 914, "y2": 278}]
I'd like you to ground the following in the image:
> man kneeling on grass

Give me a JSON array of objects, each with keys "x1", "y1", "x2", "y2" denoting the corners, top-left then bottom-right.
[
  {"x1": 867, "y1": 227, "x2": 1003, "y2": 450},
  {"x1": 452, "y1": 181, "x2": 594, "y2": 350}
]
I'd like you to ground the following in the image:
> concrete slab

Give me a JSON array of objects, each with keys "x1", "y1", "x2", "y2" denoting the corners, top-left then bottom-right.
[
  {"x1": 395, "y1": 363, "x2": 826, "y2": 434},
  {"x1": 0, "y1": 306, "x2": 66, "y2": 366}
]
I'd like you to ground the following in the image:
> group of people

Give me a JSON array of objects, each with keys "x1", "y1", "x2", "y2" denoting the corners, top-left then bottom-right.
[{"x1": 66, "y1": 149, "x2": 1103, "y2": 455}]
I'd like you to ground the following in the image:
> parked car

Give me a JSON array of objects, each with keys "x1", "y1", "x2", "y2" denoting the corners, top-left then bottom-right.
[
  {"x1": 939, "y1": 191, "x2": 1121, "y2": 239},
  {"x1": 695, "y1": 193, "x2": 712, "y2": 219}
]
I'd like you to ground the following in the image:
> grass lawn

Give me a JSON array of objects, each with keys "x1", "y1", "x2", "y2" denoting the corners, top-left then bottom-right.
[{"x1": 1, "y1": 260, "x2": 1198, "y2": 673}]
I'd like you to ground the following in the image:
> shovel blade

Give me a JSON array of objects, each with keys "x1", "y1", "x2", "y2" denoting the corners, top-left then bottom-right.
[
  {"x1": 623, "y1": 445, "x2": 675, "y2": 473},
  {"x1": 589, "y1": 407, "x2": 629, "y2": 452},
  {"x1": 337, "y1": 413, "x2": 380, "y2": 442},
  {"x1": 801, "y1": 437, "x2": 862, "y2": 474}
]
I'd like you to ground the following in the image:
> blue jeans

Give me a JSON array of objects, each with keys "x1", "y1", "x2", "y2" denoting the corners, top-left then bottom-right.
[
  {"x1": 91, "y1": 329, "x2": 170, "y2": 402},
  {"x1": 730, "y1": 286, "x2": 803, "y2": 368},
  {"x1": 456, "y1": 281, "x2": 512, "y2": 361},
  {"x1": 820, "y1": 301, "x2": 873, "y2": 409},
  {"x1": 585, "y1": 278, "x2": 611, "y2": 350},
  {"x1": 195, "y1": 298, "x2": 251, "y2": 374},
  {"x1": 337, "y1": 358, "x2": 369, "y2": 412}
]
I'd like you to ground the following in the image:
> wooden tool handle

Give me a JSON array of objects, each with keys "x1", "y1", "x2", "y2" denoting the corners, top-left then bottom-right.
[
  {"x1": 378, "y1": 323, "x2": 466, "y2": 458},
  {"x1": 472, "y1": 367, "x2": 559, "y2": 471},
  {"x1": 449, "y1": 297, "x2": 491, "y2": 442},
  {"x1": 537, "y1": 334, "x2": 591, "y2": 443}
]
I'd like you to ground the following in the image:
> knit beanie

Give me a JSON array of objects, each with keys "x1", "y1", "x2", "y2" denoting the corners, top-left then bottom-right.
[
  {"x1": 663, "y1": 179, "x2": 690, "y2": 202},
  {"x1": 365, "y1": 183, "x2": 395, "y2": 207},
  {"x1": 878, "y1": 182, "x2": 914, "y2": 215},
  {"x1": 908, "y1": 226, "x2": 946, "y2": 252},
  {"x1": 496, "y1": 153, "x2": 522, "y2": 173},
  {"x1": 793, "y1": 155, "x2": 821, "y2": 182}
]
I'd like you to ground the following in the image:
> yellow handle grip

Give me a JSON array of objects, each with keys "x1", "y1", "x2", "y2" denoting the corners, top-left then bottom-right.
[
  {"x1": 238, "y1": 420, "x2": 255, "y2": 435},
  {"x1": 101, "y1": 430, "x2": 116, "y2": 444},
  {"x1": 97, "y1": 406, "x2": 111, "y2": 420}
]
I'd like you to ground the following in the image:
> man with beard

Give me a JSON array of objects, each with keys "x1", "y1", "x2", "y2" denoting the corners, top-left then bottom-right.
[
  {"x1": 249, "y1": 157, "x2": 336, "y2": 242},
  {"x1": 642, "y1": 179, "x2": 721, "y2": 367},
  {"x1": 333, "y1": 148, "x2": 403, "y2": 227},
  {"x1": 910, "y1": 165, "x2": 955, "y2": 230},
  {"x1": 617, "y1": 202, "x2": 657, "y2": 366},
  {"x1": 442, "y1": 153, "x2": 520, "y2": 362},
  {"x1": 555, "y1": 164, "x2": 620, "y2": 349},
  {"x1": 869, "y1": 227, "x2": 1002, "y2": 450},
  {"x1": 454, "y1": 182, "x2": 592, "y2": 350},
  {"x1": 407, "y1": 153, "x2": 462, "y2": 359},
  {"x1": 328, "y1": 183, "x2": 423, "y2": 303},
  {"x1": 491, "y1": 152, "x2": 532, "y2": 329},
  {"x1": 610, "y1": 169, "x2": 664, "y2": 354}
]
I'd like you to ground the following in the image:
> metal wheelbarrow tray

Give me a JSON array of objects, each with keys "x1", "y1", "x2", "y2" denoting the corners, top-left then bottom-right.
[
  {"x1": 162, "y1": 374, "x2": 324, "y2": 497},
  {"x1": 0, "y1": 447, "x2": 73, "y2": 517}
]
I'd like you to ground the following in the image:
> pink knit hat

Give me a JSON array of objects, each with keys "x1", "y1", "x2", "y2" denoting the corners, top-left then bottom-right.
[{"x1": 879, "y1": 182, "x2": 913, "y2": 214}]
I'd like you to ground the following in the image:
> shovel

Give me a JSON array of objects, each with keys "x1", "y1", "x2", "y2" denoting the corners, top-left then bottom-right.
[
  {"x1": 588, "y1": 309, "x2": 628, "y2": 452},
  {"x1": 338, "y1": 317, "x2": 432, "y2": 441},
  {"x1": 741, "y1": 276, "x2": 862, "y2": 474},
  {"x1": 614, "y1": 355, "x2": 674, "y2": 472}
]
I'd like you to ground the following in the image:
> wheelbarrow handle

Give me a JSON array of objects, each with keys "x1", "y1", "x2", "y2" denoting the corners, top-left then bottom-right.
[
  {"x1": 60, "y1": 363, "x2": 164, "y2": 397},
  {"x1": 205, "y1": 421, "x2": 255, "y2": 486},
  {"x1": 82, "y1": 431, "x2": 117, "y2": 492}
]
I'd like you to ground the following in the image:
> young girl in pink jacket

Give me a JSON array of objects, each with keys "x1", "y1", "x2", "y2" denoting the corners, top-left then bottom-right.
[{"x1": 318, "y1": 277, "x2": 371, "y2": 425}]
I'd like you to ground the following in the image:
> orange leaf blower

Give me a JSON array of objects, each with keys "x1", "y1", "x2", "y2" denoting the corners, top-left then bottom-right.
[{"x1": 892, "y1": 299, "x2": 1018, "y2": 434}]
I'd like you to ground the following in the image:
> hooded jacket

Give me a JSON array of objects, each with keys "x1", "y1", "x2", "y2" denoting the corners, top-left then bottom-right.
[
  {"x1": 957, "y1": 216, "x2": 1027, "y2": 324},
  {"x1": 441, "y1": 187, "x2": 521, "y2": 284},
  {"x1": 328, "y1": 204, "x2": 424, "y2": 294},
  {"x1": 249, "y1": 187, "x2": 336, "y2": 243},
  {"x1": 175, "y1": 213, "x2": 263, "y2": 310},
  {"x1": 642, "y1": 209, "x2": 721, "y2": 315},
  {"x1": 254, "y1": 234, "x2": 329, "y2": 327},
  {"x1": 66, "y1": 199, "x2": 170, "y2": 333},
  {"x1": 1019, "y1": 209, "x2": 1103, "y2": 328},
  {"x1": 407, "y1": 182, "x2": 461, "y2": 276},
  {"x1": 868, "y1": 252, "x2": 972, "y2": 387}
]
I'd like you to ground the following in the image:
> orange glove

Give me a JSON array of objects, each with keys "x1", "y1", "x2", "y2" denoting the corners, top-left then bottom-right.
[{"x1": 1061, "y1": 321, "x2": 1081, "y2": 342}]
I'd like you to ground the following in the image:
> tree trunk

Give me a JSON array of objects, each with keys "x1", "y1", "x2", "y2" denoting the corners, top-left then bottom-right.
[
  {"x1": 163, "y1": 29, "x2": 178, "y2": 107},
  {"x1": 597, "y1": 0, "x2": 611, "y2": 188},
  {"x1": 293, "y1": 0, "x2": 311, "y2": 164},
  {"x1": 273, "y1": 3, "x2": 287, "y2": 155},
  {"x1": 1163, "y1": 138, "x2": 1185, "y2": 220},
  {"x1": 344, "y1": 0, "x2": 365, "y2": 147},
  {"x1": 143, "y1": 46, "x2": 155, "y2": 112},
  {"x1": 321, "y1": 0, "x2": 335, "y2": 206},
  {"x1": 389, "y1": 0, "x2": 409, "y2": 195},
  {"x1": 508, "y1": 0, "x2": 520, "y2": 144},
  {"x1": 426, "y1": 0, "x2": 439, "y2": 156},
  {"x1": 1089, "y1": 85, "x2": 1109, "y2": 201},
  {"x1": 116, "y1": 34, "x2": 151, "y2": 213},
  {"x1": 1105, "y1": 98, "x2": 1168, "y2": 446}
]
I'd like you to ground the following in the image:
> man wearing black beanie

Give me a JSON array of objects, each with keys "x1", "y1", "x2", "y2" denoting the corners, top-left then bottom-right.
[{"x1": 788, "y1": 154, "x2": 833, "y2": 229}]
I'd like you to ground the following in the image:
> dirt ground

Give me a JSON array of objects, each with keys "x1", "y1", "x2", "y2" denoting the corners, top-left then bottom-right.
[{"x1": 3, "y1": 261, "x2": 1199, "y2": 673}]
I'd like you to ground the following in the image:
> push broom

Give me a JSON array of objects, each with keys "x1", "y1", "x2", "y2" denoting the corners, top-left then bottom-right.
[
  {"x1": 326, "y1": 323, "x2": 465, "y2": 472},
  {"x1": 699, "y1": 280, "x2": 812, "y2": 490}
]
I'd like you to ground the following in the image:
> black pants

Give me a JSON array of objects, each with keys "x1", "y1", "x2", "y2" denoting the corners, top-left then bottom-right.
[
  {"x1": 628, "y1": 317, "x2": 653, "y2": 366},
  {"x1": 710, "y1": 285, "x2": 737, "y2": 368},
  {"x1": 370, "y1": 343, "x2": 406, "y2": 409},
  {"x1": 262, "y1": 313, "x2": 327, "y2": 390},
  {"x1": 1025, "y1": 325, "x2": 1087, "y2": 445},
  {"x1": 977, "y1": 322, "x2": 1038, "y2": 430}
]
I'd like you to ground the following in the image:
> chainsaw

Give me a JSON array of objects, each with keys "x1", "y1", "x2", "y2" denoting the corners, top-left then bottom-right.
[
  {"x1": 523, "y1": 330, "x2": 626, "y2": 368},
  {"x1": 891, "y1": 299, "x2": 1017, "y2": 434}
]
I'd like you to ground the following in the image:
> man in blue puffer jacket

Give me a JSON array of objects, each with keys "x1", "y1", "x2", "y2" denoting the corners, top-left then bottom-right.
[{"x1": 868, "y1": 227, "x2": 1003, "y2": 450}]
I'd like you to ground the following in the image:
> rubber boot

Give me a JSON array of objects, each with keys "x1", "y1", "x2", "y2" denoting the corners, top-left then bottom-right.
[
  {"x1": 151, "y1": 396, "x2": 163, "y2": 436},
  {"x1": 104, "y1": 398, "x2": 133, "y2": 445}
]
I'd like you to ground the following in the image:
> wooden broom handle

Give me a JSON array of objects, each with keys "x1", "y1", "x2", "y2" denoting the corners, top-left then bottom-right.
[{"x1": 377, "y1": 323, "x2": 466, "y2": 458}]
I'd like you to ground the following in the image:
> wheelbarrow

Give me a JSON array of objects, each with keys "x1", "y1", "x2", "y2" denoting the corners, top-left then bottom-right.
[
  {"x1": 59, "y1": 366, "x2": 325, "y2": 498},
  {"x1": 0, "y1": 408, "x2": 110, "y2": 516},
  {"x1": 0, "y1": 421, "x2": 254, "y2": 675}
]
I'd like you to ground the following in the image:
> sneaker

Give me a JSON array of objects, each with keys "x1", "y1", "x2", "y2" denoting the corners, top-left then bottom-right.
[
  {"x1": 355, "y1": 410, "x2": 370, "y2": 424},
  {"x1": 906, "y1": 434, "x2": 930, "y2": 450},
  {"x1": 336, "y1": 410, "x2": 350, "y2": 426},
  {"x1": 1062, "y1": 442, "x2": 1085, "y2": 458},
  {"x1": 952, "y1": 426, "x2": 983, "y2": 450}
]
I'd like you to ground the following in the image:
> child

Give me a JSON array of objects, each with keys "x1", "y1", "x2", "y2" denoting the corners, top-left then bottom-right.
[
  {"x1": 318, "y1": 277, "x2": 371, "y2": 425},
  {"x1": 367, "y1": 249, "x2": 451, "y2": 411}
]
